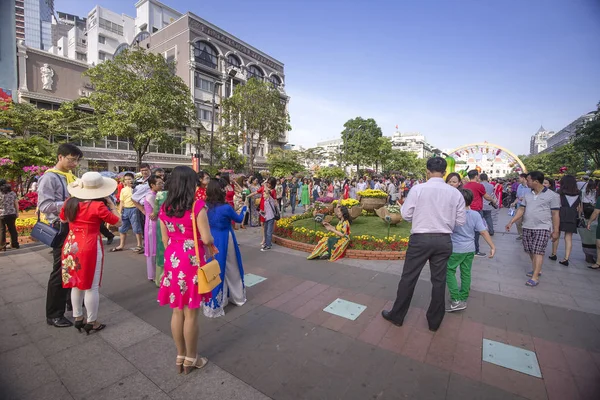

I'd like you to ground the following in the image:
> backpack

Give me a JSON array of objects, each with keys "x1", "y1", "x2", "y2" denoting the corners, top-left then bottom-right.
[{"x1": 559, "y1": 194, "x2": 580, "y2": 226}]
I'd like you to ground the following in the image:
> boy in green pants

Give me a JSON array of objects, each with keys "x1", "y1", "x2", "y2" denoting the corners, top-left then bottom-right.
[{"x1": 446, "y1": 188, "x2": 496, "y2": 312}]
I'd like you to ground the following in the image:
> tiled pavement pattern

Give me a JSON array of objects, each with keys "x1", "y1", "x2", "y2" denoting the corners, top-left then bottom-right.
[{"x1": 1, "y1": 207, "x2": 599, "y2": 399}]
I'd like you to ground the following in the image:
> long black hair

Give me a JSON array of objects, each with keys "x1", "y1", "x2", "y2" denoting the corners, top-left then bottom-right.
[
  {"x1": 197, "y1": 170, "x2": 210, "y2": 188},
  {"x1": 63, "y1": 197, "x2": 107, "y2": 222},
  {"x1": 205, "y1": 179, "x2": 226, "y2": 207},
  {"x1": 163, "y1": 166, "x2": 197, "y2": 218},
  {"x1": 338, "y1": 205, "x2": 351, "y2": 222},
  {"x1": 558, "y1": 175, "x2": 579, "y2": 196}
]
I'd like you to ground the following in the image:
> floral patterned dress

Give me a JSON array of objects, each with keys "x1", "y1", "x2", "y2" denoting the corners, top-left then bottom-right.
[
  {"x1": 157, "y1": 200, "x2": 211, "y2": 309},
  {"x1": 60, "y1": 201, "x2": 120, "y2": 289}
]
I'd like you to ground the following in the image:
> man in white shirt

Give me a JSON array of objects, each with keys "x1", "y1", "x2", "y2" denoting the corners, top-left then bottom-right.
[
  {"x1": 356, "y1": 178, "x2": 368, "y2": 193},
  {"x1": 382, "y1": 157, "x2": 466, "y2": 332}
]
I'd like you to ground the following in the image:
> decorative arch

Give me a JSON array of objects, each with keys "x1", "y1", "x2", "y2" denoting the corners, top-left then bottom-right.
[
  {"x1": 246, "y1": 64, "x2": 265, "y2": 80},
  {"x1": 190, "y1": 37, "x2": 223, "y2": 55},
  {"x1": 448, "y1": 142, "x2": 527, "y2": 173},
  {"x1": 132, "y1": 31, "x2": 150, "y2": 45},
  {"x1": 268, "y1": 73, "x2": 282, "y2": 84},
  {"x1": 224, "y1": 51, "x2": 244, "y2": 67},
  {"x1": 113, "y1": 43, "x2": 129, "y2": 57}
]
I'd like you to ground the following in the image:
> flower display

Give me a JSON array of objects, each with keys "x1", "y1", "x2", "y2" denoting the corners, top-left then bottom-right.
[
  {"x1": 275, "y1": 213, "x2": 408, "y2": 251},
  {"x1": 333, "y1": 198, "x2": 360, "y2": 207},
  {"x1": 315, "y1": 196, "x2": 335, "y2": 204},
  {"x1": 0, "y1": 158, "x2": 14, "y2": 167},
  {"x1": 385, "y1": 204, "x2": 402, "y2": 214},
  {"x1": 18, "y1": 192, "x2": 38, "y2": 211},
  {"x1": 357, "y1": 189, "x2": 388, "y2": 199},
  {"x1": 15, "y1": 217, "x2": 38, "y2": 236}
]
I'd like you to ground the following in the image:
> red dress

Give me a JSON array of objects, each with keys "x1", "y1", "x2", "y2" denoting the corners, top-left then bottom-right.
[
  {"x1": 60, "y1": 201, "x2": 119, "y2": 290},
  {"x1": 343, "y1": 184, "x2": 349, "y2": 200},
  {"x1": 195, "y1": 186, "x2": 206, "y2": 201},
  {"x1": 256, "y1": 186, "x2": 277, "y2": 222}
]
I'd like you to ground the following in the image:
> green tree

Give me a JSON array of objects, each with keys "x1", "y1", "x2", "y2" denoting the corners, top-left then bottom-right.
[
  {"x1": 373, "y1": 136, "x2": 393, "y2": 173},
  {"x1": 316, "y1": 166, "x2": 345, "y2": 180},
  {"x1": 383, "y1": 150, "x2": 419, "y2": 173},
  {"x1": 80, "y1": 49, "x2": 195, "y2": 169},
  {"x1": 221, "y1": 78, "x2": 291, "y2": 172},
  {"x1": 300, "y1": 147, "x2": 326, "y2": 169},
  {"x1": 0, "y1": 101, "x2": 49, "y2": 138},
  {"x1": 0, "y1": 136, "x2": 56, "y2": 194},
  {"x1": 340, "y1": 117, "x2": 383, "y2": 171},
  {"x1": 521, "y1": 143, "x2": 584, "y2": 175},
  {"x1": 573, "y1": 102, "x2": 600, "y2": 169},
  {"x1": 267, "y1": 148, "x2": 305, "y2": 177}
]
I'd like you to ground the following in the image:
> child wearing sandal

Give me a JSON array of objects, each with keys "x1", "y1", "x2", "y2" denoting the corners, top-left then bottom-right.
[{"x1": 446, "y1": 188, "x2": 495, "y2": 313}]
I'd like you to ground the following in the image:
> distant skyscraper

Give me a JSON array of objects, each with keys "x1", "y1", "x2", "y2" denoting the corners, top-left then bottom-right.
[
  {"x1": 16, "y1": 0, "x2": 54, "y2": 50},
  {"x1": 529, "y1": 125, "x2": 555, "y2": 155}
]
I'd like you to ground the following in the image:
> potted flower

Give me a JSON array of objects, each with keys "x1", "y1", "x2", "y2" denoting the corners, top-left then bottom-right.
[
  {"x1": 357, "y1": 189, "x2": 388, "y2": 211},
  {"x1": 375, "y1": 204, "x2": 403, "y2": 225},
  {"x1": 333, "y1": 198, "x2": 362, "y2": 219},
  {"x1": 315, "y1": 196, "x2": 335, "y2": 212}
]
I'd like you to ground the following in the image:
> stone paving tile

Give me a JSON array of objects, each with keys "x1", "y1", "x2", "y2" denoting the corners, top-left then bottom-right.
[
  {"x1": 0, "y1": 280, "x2": 46, "y2": 304},
  {"x1": 481, "y1": 362, "x2": 548, "y2": 400},
  {"x1": 99, "y1": 309, "x2": 161, "y2": 350},
  {"x1": 169, "y1": 363, "x2": 270, "y2": 400},
  {"x1": 542, "y1": 366, "x2": 582, "y2": 400},
  {"x1": 560, "y1": 344, "x2": 600, "y2": 379},
  {"x1": 19, "y1": 379, "x2": 74, "y2": 400},
  {"x1": 573, "y1": 373, "x2": 600, "y2": 400},
  {"x1": 0, "y1": 343, "x2": 59, "y2": 399},
  {"x1": 453, "y1": 342, "x2": 483, "y2": 382},
  {"x1": 84, "y1": 371, "x2": 170, "y2": 400},
  {"x1": 446, "y1": 372, "x2": 528, "y2": 400},
  {"x1": 426, "y1": 334, "x2": 458, "y2": 370},
  {"x1": 400, "y1": 327, "x2": 434, "y2": 362},
  {"x1": 47, "y1": 338, "x2": 137, "y2": 399}
]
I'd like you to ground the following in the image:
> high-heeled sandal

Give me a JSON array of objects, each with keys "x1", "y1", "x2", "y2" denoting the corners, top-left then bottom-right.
[
  {"x1": 183, "y1": 356, "x2": 208, "y2": 375},
  {"x1": 176, "y1": 355, "x2": 186, "y2": 374},
  {"x1": 74, "y1": 319, "x2": 85, "y2": 333},
  {"x1": 83, "y1": 322, "x2": 106, "y2": 335},
  {"x1": 559, "y1": 259, "x2": 569, "y2": 267}
]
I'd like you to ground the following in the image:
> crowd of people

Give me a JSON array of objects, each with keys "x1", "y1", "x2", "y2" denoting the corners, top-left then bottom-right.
[{"x1": 4, "y1": 142, "x2": 597, "y2": 368}]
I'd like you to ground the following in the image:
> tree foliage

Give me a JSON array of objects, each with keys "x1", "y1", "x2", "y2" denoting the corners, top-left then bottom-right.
[
  {"x1": 316, "y1": 166, "x2": 346, "y2": 180},
  {"x1": 573, "y1": 102, "x2": 600, "y2": 169},
  {"x1": 341, "y1": 117, "x2": 383, "y2": 171},
  {"x1": 521, "y1": 143, "x2": 585, "y2": 175},
  {"x1": 81, "y1": 49, "x2": 195, "y2": 168},
  {"x1": 383, "y1": 150, "x2": 419, "y2": 173},
  {"x1": 267, "y1": 148, "x2": 305, "y2": 177},
  {"x1": 220, "y1": 78, "x2": 291, "y2": 172},
  {"x1": 373, "y1": 136, "x2": 393, "y2": 173},
  {"x1": 0, "y1": 101, "x2": 50, "y2": 138},
  {"x1": 0, "y1": 136, "x2": 56, "y2": 193},
  {"x1": 299, "y1": 147, "x2": 326, "y2": 169}
]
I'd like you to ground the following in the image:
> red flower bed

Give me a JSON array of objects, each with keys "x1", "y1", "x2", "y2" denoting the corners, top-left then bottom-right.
[{"x1": 18, "y1": 192, "x2": 38, "y2": 211}]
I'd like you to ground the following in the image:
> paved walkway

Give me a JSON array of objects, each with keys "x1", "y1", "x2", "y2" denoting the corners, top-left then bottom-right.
[{"x1": 1, "y1": 210, "x2": 599, "y2": 399}]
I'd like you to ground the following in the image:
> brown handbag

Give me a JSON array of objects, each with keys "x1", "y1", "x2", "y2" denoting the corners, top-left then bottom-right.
[{"x1": 191, "y1": 201, "x2": 221, "y2": 294}]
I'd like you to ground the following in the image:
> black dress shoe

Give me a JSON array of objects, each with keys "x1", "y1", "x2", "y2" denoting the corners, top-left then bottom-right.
[
  {"x1": 381, "y1": 310, "x2": 402, "y2": 327},
  {"x1": 106, "y1": 236, "x2": 115, "y2": 245},
  {"x1": 47, "y1": 317, "x2": 73, "y2": 328}
]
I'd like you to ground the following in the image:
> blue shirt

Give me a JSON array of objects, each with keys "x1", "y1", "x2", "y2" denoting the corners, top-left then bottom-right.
[
  {"x1": 516, "y1": 184, "x2": 528, "y2": 206},
  {"x1": 451, "y1": 209, "x2": 487, "y2": 253}
]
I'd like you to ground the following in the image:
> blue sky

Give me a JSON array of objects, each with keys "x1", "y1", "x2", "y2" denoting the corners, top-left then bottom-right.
[{"x1": 56, "y1": 0, "x2": 600, "y2": 155}]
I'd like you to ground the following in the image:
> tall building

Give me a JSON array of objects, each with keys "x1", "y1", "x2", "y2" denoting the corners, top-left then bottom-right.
[
  {"x1": 18, "y1": 0, "x2": 288, "y2": 171},
  {"x1": 529, "y1": 125, "x2": 555, "y2": 155},
  {"x1": 1, "y1": 0, "x2": 18, "y2": 101},
  {"x1": 16, "y1": 0, "x2": 54, "y2": 50},
  {"x1": 542, "y1": 111, "x2": 596, "y2": 154},
  {"x1": 391, "y1": 131, "x2": 439, "y2": 159},
  {"x1": 51, "y1": 12, "x2": 87, "y2": 49}
]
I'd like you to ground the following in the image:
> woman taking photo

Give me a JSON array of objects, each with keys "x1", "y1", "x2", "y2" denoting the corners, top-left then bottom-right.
[
  {"x1": 307, "y1": 205, "x2": 351, "y2": 262},
  {"x1": 0, "y1": 180, "x2": 20, "y2": 251},
  {"x1": 158, "y1": 166, "x2": 215, "y2": 374},
  {"x1": 60, "y1": 172, "x2": 121, "y2": 334},
  {"x1": 549, "y1": 175, "x2": 582, "y2": 266},
  {"x1": 204, "y1": 179, "x2": 247, "y2": 318}
]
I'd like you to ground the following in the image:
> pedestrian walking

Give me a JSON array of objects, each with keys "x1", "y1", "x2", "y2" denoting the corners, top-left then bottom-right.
[
  {"x1": 463, "y1": 170, "x2": 496, "y2": 256},
  {"x1": 480, "y1": 173, "x2": 496, "y2": 236},
  {"x1": 289, "y1": 177, "x2": 299, "y2": 214},
  {"x1": 510, "y1": 173, "x2": 529, "y2": 240},
  {"x1": 446, "y1": 188, "x2": 495, "y2": 312},
  {"x1": 0, "y1": 180, "x2": 20, "y2": 251},
  {"x1": 60, "y1": 172, "x2": 121, "y2": 334},
  {"x1": 382, "y1": 157, "x2": 466, "y2": 332},
  {"x1": 506, "y1": 171, "x2": 560, "y2": 286},
  {"x1": 112, "y1": 173, "x2": 143, "y2": 253},
  {"x1": 549, "y1": 175, "x2": 582, "y2": 266},
  {"x1": 144, "y1": 175, "x2": 164, "y2": 282},
  {"x1": 38, "y1": 143, "x2": 83, "y2": 328}
]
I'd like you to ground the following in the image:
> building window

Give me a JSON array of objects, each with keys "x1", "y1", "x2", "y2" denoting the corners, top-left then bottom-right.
[
  {"x1": 99, "y1": 18, "x2": 123, "y2": 36},
  {"x1": 98, "y1": 35, "x2": 106, "y2": 44},
  {"x1": 99, "y1": 52, "x2": 107, "y2": 61},
  {"x1": 132, "y1": 31, "x2": 150, "y2": 45},
  {"x1": 194, "y1": 73, "x2": 214, "y2": 92},
  {"x1": 114, "y1": 43, "x2": 128, "y2": 57},
  {"x1": 247, "y1": 65, "x2": 264, "y2": 81},
  {"x1": 193, "y1": 42, "x2": 218, "y2": 69},
  {"x1": 269, "y1": 74, "x2": 281, "y2": 88},
  {"x1": 227, "y1": 54, "x2": 241, "y2": 68},
  {"x1": 197, "y1": 107, "x2": 212, "y2": 121},
  {"x1": 76, "y1": 52, "x2": 87, "y2": 62}
]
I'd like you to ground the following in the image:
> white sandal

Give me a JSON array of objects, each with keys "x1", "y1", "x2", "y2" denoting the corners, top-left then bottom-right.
[
  {"x1": 176, "y1": 355, "x2": 185, "y2": 374},
  {"x1": 183, "y1": 355, "x2": 208, "y2": 375}
]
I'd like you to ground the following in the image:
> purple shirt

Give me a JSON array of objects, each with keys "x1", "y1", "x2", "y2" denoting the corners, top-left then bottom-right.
[{"x1": 401, "y1": 177, "x2": 466, "y2": 234}]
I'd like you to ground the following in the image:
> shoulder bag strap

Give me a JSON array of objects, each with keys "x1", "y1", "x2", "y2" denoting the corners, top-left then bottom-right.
[{"x1": 191, "y1": 201, "x2": 202, "y2": 266}]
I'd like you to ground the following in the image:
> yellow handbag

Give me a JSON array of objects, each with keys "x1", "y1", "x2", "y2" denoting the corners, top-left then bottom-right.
[{"x1": 191, "y1": 201, "x2": 222, "y2": 294}]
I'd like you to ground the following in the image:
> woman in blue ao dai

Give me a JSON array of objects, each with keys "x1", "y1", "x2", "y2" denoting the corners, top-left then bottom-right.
[{"x1": 203, "y1": 179, "x2": 247, "y2": 318}]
